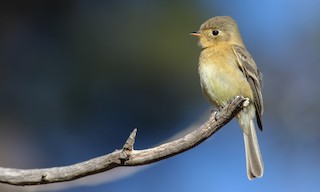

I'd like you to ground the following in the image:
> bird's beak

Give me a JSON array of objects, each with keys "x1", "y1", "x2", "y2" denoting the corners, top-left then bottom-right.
[{"x1": 190, "y1": 31, "x2": 201, "y2": 37}]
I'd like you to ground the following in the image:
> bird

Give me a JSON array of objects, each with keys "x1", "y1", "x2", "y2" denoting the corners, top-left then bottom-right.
[{"x1": 190, "y1": 16, "x2": 264, "y2": 180}]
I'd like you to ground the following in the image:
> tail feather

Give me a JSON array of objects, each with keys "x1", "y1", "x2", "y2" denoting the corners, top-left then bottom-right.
[{"x1": 243, "y1": 120, "x2": 264, "y2": 180}]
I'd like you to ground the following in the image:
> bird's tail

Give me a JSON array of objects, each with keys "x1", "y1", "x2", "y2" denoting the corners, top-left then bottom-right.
[
  {"x1": 243, "y1": 119, "x2": 264, "y2": 180},
  {"x1": 243, "y1": 120, "x2": 263, "y2": 180}
]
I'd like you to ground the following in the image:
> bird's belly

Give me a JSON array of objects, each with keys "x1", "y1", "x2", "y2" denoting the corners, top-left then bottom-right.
[{"x1": 199, "y1": 61, "x2": 252, "y2": 107}]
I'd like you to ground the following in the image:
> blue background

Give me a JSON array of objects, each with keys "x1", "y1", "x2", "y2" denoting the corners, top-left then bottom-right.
[{"x1": 0, "y1": 0, "x2": 320, "y2": 191}]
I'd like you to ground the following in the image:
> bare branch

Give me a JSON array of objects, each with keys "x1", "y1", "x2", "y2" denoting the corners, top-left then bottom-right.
[{"x1": 0, "y1": 96, "x2": 247, "y2": 186}]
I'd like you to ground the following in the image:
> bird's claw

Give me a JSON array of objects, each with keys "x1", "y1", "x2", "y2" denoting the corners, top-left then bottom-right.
[{"x1": 211, "y1": 108, "x2": 222, "y2": 121}]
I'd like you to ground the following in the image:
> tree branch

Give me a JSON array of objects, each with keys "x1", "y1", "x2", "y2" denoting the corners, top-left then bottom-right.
[{"x1": 0, "y1": 96, "x2": 247, "y2": 186}]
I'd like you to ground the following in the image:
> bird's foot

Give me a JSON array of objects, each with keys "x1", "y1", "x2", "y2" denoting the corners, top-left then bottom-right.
[{"x1": 211, "y1": 107, "x2": 222, "y2": 121}]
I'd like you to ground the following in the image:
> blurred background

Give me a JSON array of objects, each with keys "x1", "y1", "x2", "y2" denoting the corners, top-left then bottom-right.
[{"x1": 0, "y1": 0, "x2": 320, "y2": 191}]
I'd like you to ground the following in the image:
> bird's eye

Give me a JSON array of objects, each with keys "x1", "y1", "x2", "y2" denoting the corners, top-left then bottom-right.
[{"x1": 212, "y1": 30, "x2": 219, "y2": 36}]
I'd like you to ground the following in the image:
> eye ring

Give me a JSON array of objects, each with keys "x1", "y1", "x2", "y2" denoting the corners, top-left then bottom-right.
[{"x1": 212, "y1": 30, "x2": 219, "y2": 36}]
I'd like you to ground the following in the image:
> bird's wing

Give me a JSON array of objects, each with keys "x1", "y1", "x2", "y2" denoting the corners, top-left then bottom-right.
[{"x1": 232, "y1": 45, "x2": 264, "y2": 131}]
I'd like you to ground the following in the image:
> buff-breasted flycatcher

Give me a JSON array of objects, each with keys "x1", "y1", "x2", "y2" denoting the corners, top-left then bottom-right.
[{"x1": 191, "y1": 16, "x2": 264, "y2": 180}]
